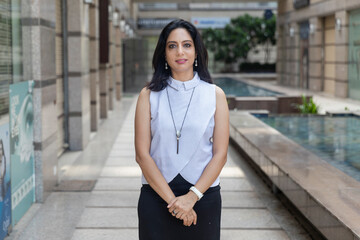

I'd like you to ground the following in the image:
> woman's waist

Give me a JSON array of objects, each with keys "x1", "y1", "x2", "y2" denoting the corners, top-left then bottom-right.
[{"x1": 142, "y1": 174, "x2": 220, "y2": 197}]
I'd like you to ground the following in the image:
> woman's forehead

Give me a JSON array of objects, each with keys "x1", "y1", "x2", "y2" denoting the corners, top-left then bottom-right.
[{"x1": 167, "y1": 28, "x2": 193, "y2": 42}]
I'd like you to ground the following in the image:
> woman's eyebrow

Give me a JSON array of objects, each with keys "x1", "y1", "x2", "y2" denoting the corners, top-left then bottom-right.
[{"x1": 166, "y1": 40, "x2": 193, "y2": 44}]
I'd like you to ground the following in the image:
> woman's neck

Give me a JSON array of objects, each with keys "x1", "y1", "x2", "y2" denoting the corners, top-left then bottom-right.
[{"x1": 171, "y1": 71, "x2": 194, "y2": 82}]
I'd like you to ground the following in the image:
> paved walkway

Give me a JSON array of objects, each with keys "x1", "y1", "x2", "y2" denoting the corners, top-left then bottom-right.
[{"x1": 6, "y1": 95, "x2": 310, "y2": 240}]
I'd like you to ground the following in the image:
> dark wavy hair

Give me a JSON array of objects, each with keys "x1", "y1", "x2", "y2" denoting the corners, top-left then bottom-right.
[{"x1": 147, "y1": 19, "x2": 212, "y2": 91}]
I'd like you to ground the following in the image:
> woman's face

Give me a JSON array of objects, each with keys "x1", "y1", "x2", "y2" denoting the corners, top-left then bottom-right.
[{"x1": 165, "y1": 28, "x2": 196, "y2": 75}]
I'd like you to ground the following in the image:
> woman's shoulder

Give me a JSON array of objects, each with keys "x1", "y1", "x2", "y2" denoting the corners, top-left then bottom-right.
[
  {"x1": 198, "y1": 79, "x2": 215, "y2": 89},
  {"x1": 214, "y1": 85, "x2": 227, "y2": 107},
  {"x1": 139, "y1": 87, "x2": 151, "y2": 98},
  {"x1": 137, "y1": 87, "x2": 152, "y2": 105},
  {"x1": 198, "y1": 79, "x2": 224, "y2": 96},
  {"x1": 198, "y1": 80, "x2": 226, "y2": 102},
  {"x1": 214, "y1": 85, "x2": 225, "y2": 97}
]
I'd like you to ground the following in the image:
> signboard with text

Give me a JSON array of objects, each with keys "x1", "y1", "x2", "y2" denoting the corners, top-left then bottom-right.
[
  {"x1": 191, "y1": 17, "x2": 230, "y2": 29},
  {"x1": 137, "y1": 18, "x2": 177, "y2": 29},
  {"x1": 0, "y1": 123, "x2": 11, "y2": 239},
  {"x1": 293, "y1": 0, "x2": 310, "y2": 9},
  {"x1": 10, "y1": 81, "x2": 35, "y2": 226}
]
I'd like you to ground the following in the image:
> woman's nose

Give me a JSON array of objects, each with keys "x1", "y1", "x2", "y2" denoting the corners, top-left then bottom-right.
[{"x1": 177, "y1": 46, "x2": 184, "y2": 55}]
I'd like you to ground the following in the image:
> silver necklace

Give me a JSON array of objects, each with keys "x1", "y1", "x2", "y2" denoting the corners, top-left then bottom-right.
[{"x1": 166, "y1": 87, "x2": 195, "y2": 154}]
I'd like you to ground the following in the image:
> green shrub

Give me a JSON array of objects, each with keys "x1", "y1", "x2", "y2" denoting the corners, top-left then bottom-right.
[{"x1": 295, "y1": 95, "x2": 319, "y2": 114}]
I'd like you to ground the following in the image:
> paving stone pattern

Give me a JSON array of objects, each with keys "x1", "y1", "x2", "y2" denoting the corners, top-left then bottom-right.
[
  {"x1": 4, "y1": 96, "x2": 311, "y2": 240},
  {"x1": 71, "y1": 97, "x2": 310, "y2": 240}
]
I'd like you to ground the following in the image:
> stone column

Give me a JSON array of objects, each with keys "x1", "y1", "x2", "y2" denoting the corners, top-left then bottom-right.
[
  {"x1": 22, "y1": 0, "x2": 58, "y2": 202},
  {"x1": 308, "y1": 17, "x2": 323, "y2": 92},
  {"x1": 276, "y1": 25, "x2": 284, "y2": 85},
  {"x1": 89, "y1": 0, "x2": 100, "y2": 131},
  {"x1": 115, "y1": 24, "x2": 123, "y2": 100},
  {"x1": 334, "y1": 10, "x2": 349, "y2": 98},
  {"x1": 67, "y1": 0, "x2": 90, "y2": 150},
  {"x1": 99, "y1": 0, "x2": 109, "y2": 119},
  {"x1": 285, "y1": 23, "x2": 299, "y2": 87},
  {"x1": 108, "y1": 21, "x2": 115, "y2": 110},
  {"x1": 99, "y1": 63, "x2": 109, "y2": 119}
]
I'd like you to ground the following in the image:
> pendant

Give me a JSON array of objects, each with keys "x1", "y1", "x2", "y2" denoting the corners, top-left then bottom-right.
[{"x1": 176, "y1": 131, "x2": 181, "y2": 154}]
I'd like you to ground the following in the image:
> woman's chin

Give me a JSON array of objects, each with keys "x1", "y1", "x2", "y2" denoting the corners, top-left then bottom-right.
[{"x1": 170, "y1": 66, "x2": 193, "y2": 73}]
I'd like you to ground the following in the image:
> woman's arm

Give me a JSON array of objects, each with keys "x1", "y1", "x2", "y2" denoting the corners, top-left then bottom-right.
[
  {"x1": 168, "y1": 86, "x2": 229, "y2": 214},
  {"x1": 135, "y1": 87, "x2": 176, "y2": 204},
  {"x1": 192, "y1": 86, "x2": 229, "y2": 193}
]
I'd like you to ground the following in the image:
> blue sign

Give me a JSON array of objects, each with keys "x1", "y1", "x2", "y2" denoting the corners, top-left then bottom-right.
[
  {"x1": 10, "y1": 81, "x2": 35, "y2": 226},
  {"x1": 0, "y1": 123, "x2": 11, "y2": 239},
  {"x1": 191, "y1": 17, "x2": 230, "y2": 29}
]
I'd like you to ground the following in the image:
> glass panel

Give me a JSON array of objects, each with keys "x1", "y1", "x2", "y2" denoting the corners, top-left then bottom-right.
[
  {"x1": 349, "y1": 10, "x2": 360, "y2": 100},
  {"x1": 0, "y1": 0, "x2": 23, "y2": 116}
]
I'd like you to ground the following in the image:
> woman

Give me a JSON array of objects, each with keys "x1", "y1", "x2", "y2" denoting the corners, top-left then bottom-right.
[{"x1": 135, "y1": 19, "x2": 229, "y2": 240}]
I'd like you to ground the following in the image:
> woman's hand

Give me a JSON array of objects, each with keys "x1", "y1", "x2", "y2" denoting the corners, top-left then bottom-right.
[
  {"x1": 181, "y1": 209, "x2": 197, "y2": 226},
  {"x1": 168, "y1": 191, "x2": 198, "y2": 225}
]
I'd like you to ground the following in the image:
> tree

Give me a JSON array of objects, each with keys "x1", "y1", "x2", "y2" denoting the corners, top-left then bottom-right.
[
  {"x1": 202, "y1": 14, "x2": 277, "y2": 71},
  {"x1": 256, "y1": 15, "x2": 276, "y2": 63}
]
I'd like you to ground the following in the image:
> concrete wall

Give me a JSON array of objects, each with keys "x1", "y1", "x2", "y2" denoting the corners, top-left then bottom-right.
[
  {"x1": 277, "y1": 0, "x2": 359, "y2": 99},
  {"x1": 22, "y1": 0, "x2": 58, "y2": 202}
]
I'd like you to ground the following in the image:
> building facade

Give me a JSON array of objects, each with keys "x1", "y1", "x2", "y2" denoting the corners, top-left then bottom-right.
[
  {"x1": 277, "y1": 0, "x2": 360, "y2": 100},
  {"x1": 0, "y1": 0, "x2": 133, "y2": 230}
]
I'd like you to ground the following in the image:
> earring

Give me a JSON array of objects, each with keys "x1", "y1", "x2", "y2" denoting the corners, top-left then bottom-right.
[
  {"x1": 165, "y1": 62, "x2": 168, "y2": 70},
  {"x1": 195, "y1": 59, "x2": 198, "y2": 67}
]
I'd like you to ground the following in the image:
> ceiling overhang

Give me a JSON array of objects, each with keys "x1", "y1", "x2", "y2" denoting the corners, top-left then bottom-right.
[{"x1": 131, "y1": 0, "x2": 274, "y2": 3}]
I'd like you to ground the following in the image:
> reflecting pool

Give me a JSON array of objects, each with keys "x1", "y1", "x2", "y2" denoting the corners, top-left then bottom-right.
[
  {"x1": 214, "y1": 77, "x2": 281, "y2": 97},
  {"x1": 258, "y1": 116, "x2": 360, "y2": 182}
]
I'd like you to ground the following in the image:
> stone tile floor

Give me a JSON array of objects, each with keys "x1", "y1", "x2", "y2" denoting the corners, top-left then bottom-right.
[{"x1": 6, "y1": 95, "x2": 311, "y2": 240}]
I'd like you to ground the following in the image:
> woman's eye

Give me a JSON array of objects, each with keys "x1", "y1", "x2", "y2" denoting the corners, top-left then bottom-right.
[
  {"x1": 184, "y1": 43, "x2": 191, "y2": 48},
  {"x1": 169, "y1": 44, "x2": 176, "y2": 49}
]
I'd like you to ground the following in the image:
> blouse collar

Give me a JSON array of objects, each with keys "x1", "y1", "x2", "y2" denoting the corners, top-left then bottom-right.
[{"x1": 168, "y1": 72, "x2": 200, "y2": 91}]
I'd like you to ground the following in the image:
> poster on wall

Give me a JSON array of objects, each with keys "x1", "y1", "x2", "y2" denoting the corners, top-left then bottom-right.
[
  {"x1": 0, "y1": 123, "x2": 11, "y2": 239},
  {"x1": 9, "y1": 81, "x2": 35, "y2": 226}
]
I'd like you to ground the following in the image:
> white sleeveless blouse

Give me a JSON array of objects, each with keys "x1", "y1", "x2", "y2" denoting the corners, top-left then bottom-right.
[{"x1": 142, "y1": 72, "x2": 219, "y2": 187}]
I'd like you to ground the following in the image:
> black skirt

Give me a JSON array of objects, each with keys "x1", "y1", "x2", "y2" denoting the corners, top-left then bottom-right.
[{"x1": 138, "y1": 174, "x2": 221, "y2": 240}]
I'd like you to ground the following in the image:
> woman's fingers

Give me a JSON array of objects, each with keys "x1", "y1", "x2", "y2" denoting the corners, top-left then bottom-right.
[
  {"x1": 176, "y1": 211, "x2": 184, "y2": 219},
  {"x1": 169, "y1": 194, "x2": 196, "y2": 215},
  {"x1": 183, "y1": 214, "x2": 192, "y2": 226},
  {"x1": 192, "y1": 209, "x2": 197, "y2": 225},
  {"x1": 168, "y1": 199, "x2": 198, "y2": 226},
  {"x1": 180, "y1": 211, "x2": 198, "y2": 226},
  {"x1": 167, "y1": 197, "x2": 177, "y2": 209},
  {"x1": 168, "y1": 198, "x2": 178, "y2": 214}
]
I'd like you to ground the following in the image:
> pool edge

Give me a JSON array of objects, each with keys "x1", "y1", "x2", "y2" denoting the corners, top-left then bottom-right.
[{"x1": 229, "y1": 111, "x2": 360, "y2": 240}]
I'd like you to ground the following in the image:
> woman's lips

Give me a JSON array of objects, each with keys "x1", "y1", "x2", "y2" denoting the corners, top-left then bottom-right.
[{"x1": 175, "y1": 59, "x2": 187, "y2": 64}]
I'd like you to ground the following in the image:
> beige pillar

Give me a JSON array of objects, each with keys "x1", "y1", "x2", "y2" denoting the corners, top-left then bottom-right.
[
  {"x1": 23, "y1": 0, "x2": 58, "y2": 202},
  {"x1": 108, "y1": 21, "x2": 115, "y2": 110},
  {"x1": 285, "y1": 23, "x2": 299, "y2": 87},
  {"x1": 308, "y1": 17, "x2": 323, "y2": 92},
  {"x1": 115, "y1": 25, "x2": 123, "y2": 100},
  {"x1": 100, "y1": 63, "x2": 109, "y2": 119},
  {"x1": 276, "y1": 25, "x2": 284, "y2": 85},
  {"x1": 334, "y1": 10, "x2": 349, "y2": 98},
  {"x1": 67, "y1": 0, "x2": 91, "y2": 150},
  {"x1": 89, "y1": 0, "x2": 100, "y2": 131}
]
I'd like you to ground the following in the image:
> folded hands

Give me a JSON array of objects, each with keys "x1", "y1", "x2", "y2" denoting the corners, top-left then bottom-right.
[{"x1": 167, "y1": 191, "x2": 199, "y2": 226}]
